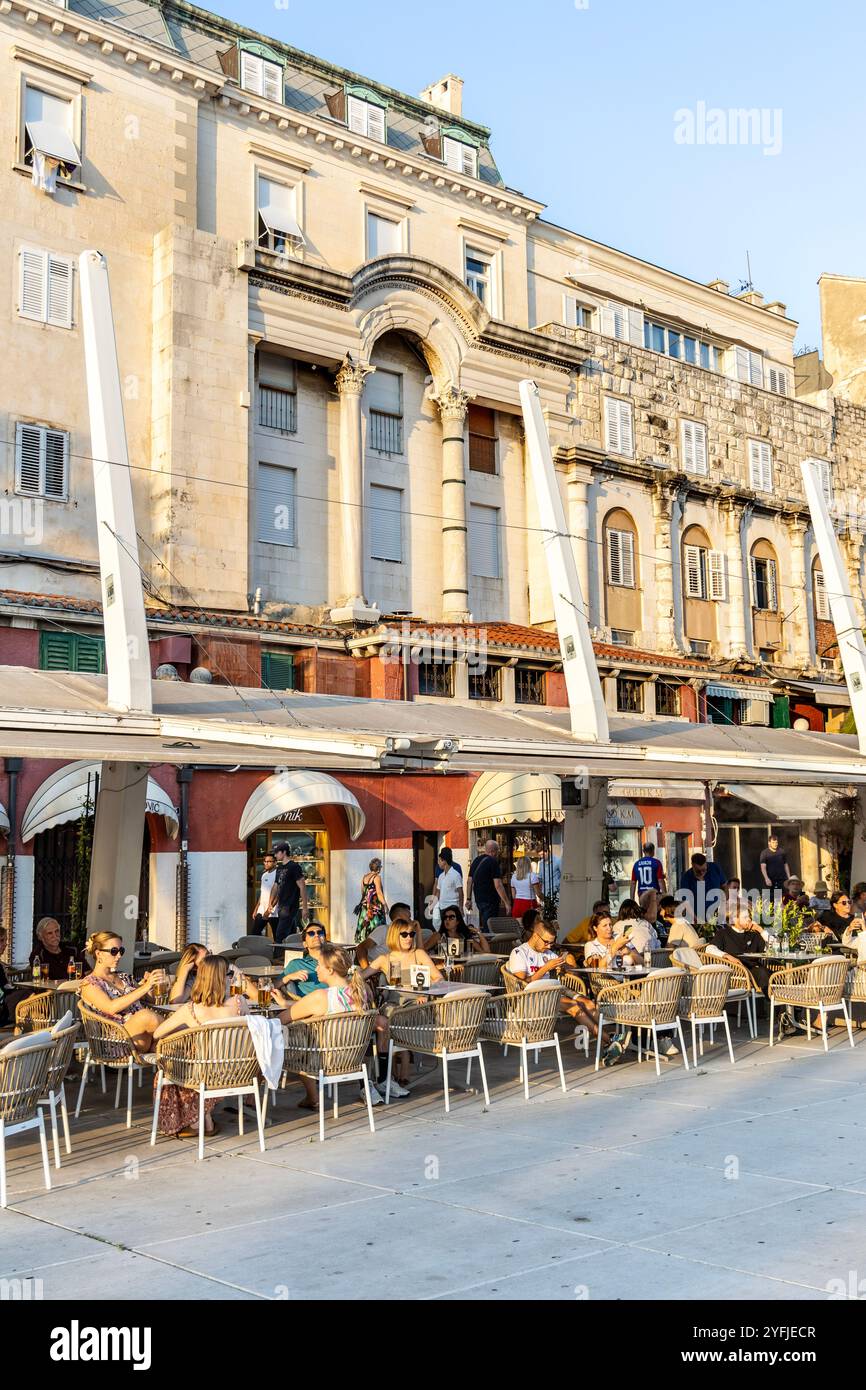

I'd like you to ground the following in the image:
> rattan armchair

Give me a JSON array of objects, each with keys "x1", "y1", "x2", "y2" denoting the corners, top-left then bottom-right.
[
  {"x1": 152, "y1": 1020, "x2": 266, "y2": 1160},
  {"x1": 0, "y1": 1037, "x2": 54, "y2": 1208},
  {"x1": 75, "y1": 1004, "x2": 155, "y2": 1128},
  {"x1": 462, "y1": 955, "x2": 508, "y2": 987},
  {"x1": 15, "y1": 989, "x2": 76, "y2": 1033},
  {"x1": 38, "y1": 1022, "x2": 80, "y2": 1169},
  {"x1": 278, "y1": 1009, "x2": 377, "y2": 1143},
  {"x1": 386, "y1": 991, "x2": 490, "y2": 1113},
  {"x1": 478, "y1": 981, "x2": 565, "y2": 1099},
  {"x1": 769, "y1": 956, "x2": 853, "y2": 1050},
  {"x1": 845, "y1": 962, "x2": 866, "y2": 1006},
  {"x1": 676, "y1": 965, "x2": 735, "y2": 1066},
  {"x1": 500, "y1": 965, "x2": 523, "y2": 995},
  {"x1": 595, "y1": 969, "x2": 688, "y2": 1076}
]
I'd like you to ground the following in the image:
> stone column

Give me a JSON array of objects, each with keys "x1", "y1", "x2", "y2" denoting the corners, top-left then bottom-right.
[
  {"x1": 332, "y1": 357, "x2": 378, "y2": 625},
  {"x1": 432, "y1": 385, "x2": 473, "y2": 623},
  {"x1": 785, "y1": 515, "x2": 810, "y2": 663},
  {"x1": 651, "y1": 482, "x2": 679, "y2": 652},
  {"x1": 723, "y1": 499, "x2": 749, "y2": 658},
  {"x1": 843, "y1": 531, "x2": 866, "y2": 631},
  {"x1": 567, "y1": 464, "x2": 593, "y2": 626}
]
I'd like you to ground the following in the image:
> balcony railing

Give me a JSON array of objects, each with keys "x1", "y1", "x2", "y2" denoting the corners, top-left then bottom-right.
[
  {"x1": 369, "y1": 410, "x2": 403, "y2": 455},
  {"x1": 259, "y1": 385, "x2": 297, "y2": 434},
  {"x1": 514, "y1": 667, "x2": 546, "y2": 705}
]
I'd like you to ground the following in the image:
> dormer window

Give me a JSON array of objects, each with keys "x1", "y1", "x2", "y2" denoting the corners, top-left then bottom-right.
[
  {"x1": 443, "y1": 136, "x2": 477, "y2": 178},
  {"x1": 240, "y1": 51, "x2": 283, "y2": 103},
  {"x1": 347, "y1": 94, "x2": 386, "y2": 142}
]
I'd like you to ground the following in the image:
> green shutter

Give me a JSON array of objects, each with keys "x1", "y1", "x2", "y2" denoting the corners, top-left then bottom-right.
[
  {"x1": 40, "y1": 630, "x2": 74, "y2": 670},
  {"x1": 74, "y1": 635, "x2": 106, "y2": 673},
  {"x1": 772, "y1": 695, "x2": 791, "y2": 729},
  {"x1": 262, "y1": 650, "x2": 295, "y2": 691},
  {"x1": 39, "y1": 630, "x2": 105, "y2": 673}
]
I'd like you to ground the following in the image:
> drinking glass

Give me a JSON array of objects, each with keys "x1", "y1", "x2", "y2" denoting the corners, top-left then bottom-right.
[{"x1": 258, "y1": 981, "x2": 272, "y2": 1010}]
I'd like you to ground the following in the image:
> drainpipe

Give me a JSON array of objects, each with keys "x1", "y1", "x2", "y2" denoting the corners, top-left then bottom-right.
[
  {"x1": 175, "y1": 767, "x2": 193, "y2": 951},
  {"x1": 3, "y1": 760, "x2": 21, "y2": 956}
]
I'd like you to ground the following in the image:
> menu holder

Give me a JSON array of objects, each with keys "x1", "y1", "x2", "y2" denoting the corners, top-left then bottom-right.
[{"x1": 409, "y1": 964, "x2": 431, "y2": 991}]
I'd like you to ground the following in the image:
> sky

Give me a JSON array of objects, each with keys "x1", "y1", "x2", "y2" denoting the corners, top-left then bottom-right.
[{"x1": 213, "y1": 0, "x2": 864, "y2": 348}]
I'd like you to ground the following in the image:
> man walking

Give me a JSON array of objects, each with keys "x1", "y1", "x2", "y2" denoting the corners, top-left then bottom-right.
[
  {"x1": 467, "y1": 839, "x2": 511, "y2": 931},
  {"x1": 269, "y1": 841, "x2": 309, "y2": 944},
  {"x1": 759, "y1": 835, "x2": 791, "y2": 895},
  {"x1": 251, "y1": 851, "x2": 278, "y2": 937},
  {"x1": 631, "y1": 842, "x2": 666, "y2": 896}
]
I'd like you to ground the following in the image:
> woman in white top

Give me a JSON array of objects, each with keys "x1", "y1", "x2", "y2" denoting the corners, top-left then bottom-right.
[
  {"x1": 583, "y1": 912, "x2": 618, "y2": 968},
  {"x1": 270, "y1": 945, "x2": 372, "y2": 1110},
  {"x1": 510, "y1": 855, "x2": 542, "y2": 919}
]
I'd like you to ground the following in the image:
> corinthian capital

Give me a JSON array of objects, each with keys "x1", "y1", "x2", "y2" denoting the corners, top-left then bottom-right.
[
  {"x1": 431, "y1": 384, "x2": 474, "y2": 424},
  {"x1": 335, "y1": 355, "x2": 374, "y2": 396}
]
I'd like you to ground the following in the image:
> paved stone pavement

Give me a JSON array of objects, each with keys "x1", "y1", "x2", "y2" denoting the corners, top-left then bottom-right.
[{"x1": 3, "y1": 1019, "x2": 866, "y2": 1301}]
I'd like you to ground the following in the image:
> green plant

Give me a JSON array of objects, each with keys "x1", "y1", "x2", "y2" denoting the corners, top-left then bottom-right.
[{"x1": 68, "y1": 787, "x2": 95, "y2": 949}]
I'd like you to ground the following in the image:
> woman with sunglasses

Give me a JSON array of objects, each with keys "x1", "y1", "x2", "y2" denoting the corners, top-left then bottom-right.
[
  {"x1": 365, "y1": 921, "x2": 444, "y2": 986},
  {"x1": 819, "y1": 890, "x2": 859, "y2": 942},
  {"x1": 280, "y1": 921, "x2": 330, "y2": 997},
  {"x1": 428, "y1": 905, "x2": 490, "y2": 955},
  {"x1": 79, "y1": 931, "x2": 165, "y2": 1053}
]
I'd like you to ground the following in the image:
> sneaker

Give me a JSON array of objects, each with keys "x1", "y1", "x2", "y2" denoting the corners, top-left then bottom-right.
[
  {"x1": 363, "y1": 1085, "x2": 384, "y2": 1106},
  {"x1": 378, "y1": 1078, "x2": 411, "y2": 1099},
  {"x1": 602, "y1": 1039, "x2": 625, "y2": 1068}
]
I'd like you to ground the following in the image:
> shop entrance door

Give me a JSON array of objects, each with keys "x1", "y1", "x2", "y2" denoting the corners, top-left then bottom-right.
[
  {"x1": 248, "y1": 815, "x2": 329, "y2": 933},
  {"x1": 413, "y1": 831, "x2": 439, "y2": 922}
]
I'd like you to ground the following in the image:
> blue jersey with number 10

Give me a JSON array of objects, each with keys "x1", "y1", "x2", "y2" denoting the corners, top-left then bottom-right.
[{"x1": 632, "y1": 856, "x2": 663, "y2": 892}]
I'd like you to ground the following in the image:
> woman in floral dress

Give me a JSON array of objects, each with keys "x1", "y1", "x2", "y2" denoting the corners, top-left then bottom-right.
[{"x1": 355, "y1": 857, "x2": 389, "y2": 944}]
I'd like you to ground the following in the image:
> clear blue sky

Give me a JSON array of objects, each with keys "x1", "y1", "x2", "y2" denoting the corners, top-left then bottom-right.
[{"x1": 214, "y1": 0, "x2": 864, "y2": 348}]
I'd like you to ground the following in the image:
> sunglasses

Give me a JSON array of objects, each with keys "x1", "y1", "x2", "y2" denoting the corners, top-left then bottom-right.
[
  {"x1": 100, "y1": 946, "x2": 125, "y2": 958},
  {"x1": 305, "y1": 930, "x2": 326, "y2": 938},
  {"x1": 399, "y1": 930, "x2": 415, "y2": 939}
]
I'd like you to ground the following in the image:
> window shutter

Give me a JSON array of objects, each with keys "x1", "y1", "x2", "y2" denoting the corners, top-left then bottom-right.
[
  {"x1": 367, "y1": 102, "x2": 386, "y2": 142},
  {"x1": 240, "y1": 52, "x2": 264, "y2": 95},
  {"x1": 563, "y1": 292, "x2": 579, "y2": 328},
  {"x1": 44, "y1": 428, "x2": 68, "y2": 499},
  {"x1": 40, "y1": 630, "x2": 74, "y2": 671},
  {"x1": 816, "y1": 459, "x2": 832, "y2": 505},
  {"x1": 370, "y1": 484, "x2": 402, "y2": 561},
  {"x1": 749, "y1": 352, "x2": 763, "y2": 387},
  {"x1": 750, "y1": 554, "x2": 759, "y2": 606},
  {"x1": 815, "y1": 568, "x2": 830, "y2": 621},
  {"x1": 19, "y1": 248, "x2": 45, "y2": 321},
  {"x1": 627, "y1": 307, "x2": 644, "y2": 346},
  {"x1": 443, "y1": 137, "x2": 464, "y2": 172},
  {"x1": 470, "y1": 503, "x2": 500, "y2": 578},
  {"x1": 749, "y1": 440, "x2": 772, "y2": 492},
  {"x1": 75, "y1": 634, "x2": 106, "y2": 674},
  {"x1": 47, "y1": 254, "x2": 73, "y2": 328},
  {"x1": 262, "y1": 650, "x2": 295, "y2": 691},
  {"x1": 347, "y1": 95, "x2": 369, "y2": 135},
  {"x1": 367, "y1": 212, "x2": 401, "y2": 258},
  {"x1": 606, "y1": 528, "x2": 622, "y2": 587},
  {"x1": 684, "y1": 544, "x2": 704, "y2": 599},
  {"x1": 766, "y1": 558, "x2": 778, "y2": 611},
  {"x1": 619, "y1": 401, "x2": 634, "y2": 456},
  {"x1": 366, "y1": 368, "x2": 401, "y2": 414},
  {"x1": 605, "y1": 398, "x2": 633, "y2": 456},
  {"x1": 767, "y1": 365, "x2": 788, "y2": 395},
  {"x1": 15, "y1": 423, "x2": 42, "y2": 493},
  {"x1": 461, "y1": 144, "x2": 477, "y2": 177},
  {"x1": 601, "y1": 301, "x2": 631, "y2": 341},
  {"x1": 682, "y1": 420, "x2": 708, "y2": 475},
  {"x1": 735, "y1": 346, "x2": 763, "y2": 386},
  {"x1": 256, "y1": 462, "x2": 296, "y2": 546},
  {"x1": 262, "y1": 61, "x2": 283, "y2": 103},
  {"x1": 708, "y1": 549, "x2": 727, "y2": 601}
]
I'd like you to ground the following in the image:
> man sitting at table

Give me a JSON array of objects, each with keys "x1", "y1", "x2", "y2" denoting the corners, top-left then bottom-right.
[
  {"x1": 29, "y1": 917, "x2": 82, "y2": 981},
  {"x1": 508, "y1": 920, "x2": 601, "y2": 1042},
  {"x1": 706, "y1": 907, "x2": 771, "y2": 994}
]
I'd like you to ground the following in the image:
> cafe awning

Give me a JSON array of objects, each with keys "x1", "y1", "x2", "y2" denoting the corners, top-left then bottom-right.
[
  {"x1": 238, "y1": 770, "x2": 365, "y2": 842},
  {"x1": 21, "y1": 761, "x2": 179, "y2": 842},
  {"x1": 705, "y1": 684, "x2": 773, "y2": 703},
  {"x1": 465, "y1": 771, "x2": 563, "y2": 829},
  {"x1": 723, "y1": 783, "x2": 836, "y2": 821}
]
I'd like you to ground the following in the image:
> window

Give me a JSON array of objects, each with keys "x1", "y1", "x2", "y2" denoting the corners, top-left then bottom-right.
[
  {"x1": 683, "y1": 543, "x2": 726, "y2": 601},
  {"x1": 681, "y1": 419, "x2": 708, "y2": 475},
  {"x1": 18, "y1": 247, "x2": 74, "y2": 328},
  {"x1": 256, "y1": 462, "x2": 296, "y2": 546},
  {"x1": 748, "y1": 440, "x2": 773, "y2": 493},
  {"x1": 469, "y1": 664, "x2": 502, "y2": 700},
  {"x1": 23, "y1": 85, "x2": 80, "y2": 185},
  {"x1": 370, "y1": 483, "x2": 402, "y2": 562},
  {"x1": 514, "y1": 665, "x2": 546, "y2": 705},
  {"x1": 469, "y1": 503, "x2": 501, "y2": 579},
  {"x1": 605, "y1": 528, "x2": 635, "y2": 588},
  {"x1": 468, "y1": 404, "x2": 497, "y2": 474},
  {"x1": 734, "y1": 346, "x2": 764, "y2": 387},
  {"x1": 418, "y1": 660, "x2": 454, "y2": 697},
  {"x1": 240, "y1": 52, "x2": 283, "y2": 103},
  {"x1": 366, "y1": 211, "x2": 402, "y2": 259},
  {"x1": 610, "y1": 628, "x2": 634, "y2": 646},
  {"x1": 751, "y1": 554, "x2": 778, "y2": 612},
  {"x1": 465, "y1": 248, "x2": 492, "y2": 305},
  {"x1": 39, "y1": 630, "x2": 105, "y2": 673},
  {"x1": 655, "y1": 681, "x2": 681, "y2": 717},
  {"x1": 261, "y1": 650, "x2": 295, "y2": 691},
  {"x1": 814, "y1": 566, "x2": 830, "y2": 622},
  {"x1": 15, "y1": 422, "x2": 68, "y2": 500},
  {"x1": 443, "y1": 136, "x2": 477, "y2": 178},
  {"x1": 766, "y1": 364, "x2": 789, "y2": 396},
  {"x1": 616, "y1": 677, "x2": 644, "y2": 714},
  {"x1": 563, "y1": 293, "x2": 594, "y2": 330},
  {"x1": 257, "y1": 176, "x2": 304, "y2": 254},
  {"x1": 258, "y1": 353, "x2": 297, "y2": 434},
  {"x1": 644, "y1": 320, "x2": 720, "y2": 371},
  {"x1": 814, "y1": 459, "x2": 833, "y2": 507},
  {"x1": 604, "y1": 397, "x2": 634, "y2": 457},
  {"x1": 367, "y1": 370, "x2": 403, "y2": 454},
  {"x1": 347, "y1": 95, "x2": 386, "y2": 142},
  {"x1": 599, "y1": 301, "x2": 644, "y2": 345}
]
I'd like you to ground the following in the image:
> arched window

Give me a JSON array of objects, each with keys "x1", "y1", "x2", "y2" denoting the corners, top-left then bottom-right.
[
  {"x1": 749, "y1": 539, "x2": 779, "y2": 612},
  {"x1": 602, "y1": 508, "x2": 640, "y2": 640},
  {"x1": 681, "y1": 524, "x2": 722, "y2": 646}
]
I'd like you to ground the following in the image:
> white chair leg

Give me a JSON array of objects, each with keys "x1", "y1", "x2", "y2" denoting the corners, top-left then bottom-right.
[
  {"x1": 384, "y1": 1040, "x2": 394, "y2": 1105},
  {"x1": 820, "y1": 1004, "x2": 828, "y2": 1052},
  {"x1": 126, "y1": 1060, "x2": 133, "y2": 1130},
  {"x1": 100, "y1": 1064, "x2": 106, "y2": 1094},
  {"x1": 198, "y1": 1086, "x2": 205, "y2": 1162},
  {"x1": 360, "y1": 1063, "x2": 376, "y2": 1135},
  {"x1": 675, "y1": 1018, "x2": 690, "y2": 1071},
  {"x1": 554, "y1": 1034, "x2": 566, "y2": 1094},
  {"x1": 442, "y1": 1048, "x2": 450, "y2": 1114},
  {"x1": 476, "y1": 1045, "x2": 490, "y2": 1108},
  {"x1": 750, "y1": 993, "x2": 757, "y2": 1039},
  {"x1": 521, "y1": 1039, "x2": 529, "y2": 1101},
  {"x1": 59, "y1": 1083, "x2": 71, "y2": 1156},
  {"x1": 0, "y1": 1121, "x2": 6, "y2": 1209},
  {"x1": 237, "y1": 1093, "x2": 244, "y2": 1136},
  {"x1": 37, "y1": 1111, "x2": 51, "y2": 1193},
  {"x1": 74, "y1": 1058, "x2": 90, "y2": 1119},
  {"x1": 722, "y1": 1013, "x2": 735, "y2": 1065},
  {"x1": 318, "y1": 1071, "x2": 325, "y2": 1143},
  {"x1": 651, "y1": 1021, "x2": 660, "y2": 1077},
  {"x1": 151, "y1": 1072, "x2": 164, "y2": 1146},
  {"x1": 333, "y1": 1082, "x2": 339, "y2": 1120},
  {"x1": 769, "y1": 997, "x2": 775, "y2": 1046},
  {"x1": 466, "y1": 1055, "x2": 473, "y2": 1086},
  {"x1": 637, "y1": 1030, "x2": 642, "y2": 1064},
  {"x1": 252, "y1": 1082, "x2": 266, "y2": 1153},
  {"x1": 114, "y1": 1068, "x2": 122, "y2": 1109},
  {"x1": 806, "y1": 1009, "x2": 812, "y2": 1041},
  {"x1": 843, "y1": 1000, "x2": 855, "y2": 1048},
  {"x1": 47, "y1": 1093, "x2": 61, "y2": 1169}
]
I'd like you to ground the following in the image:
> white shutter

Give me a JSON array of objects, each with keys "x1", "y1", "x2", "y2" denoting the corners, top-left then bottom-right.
[
  {"x1": 367, "y1": 102, "x2": 386, "y2": 143},
  {"x1": 563, "y1": 292, "x2": 579, "y2": 328},
  {"x1": 44, "y1": 428, "x2": 68, "y2": 499},
  {"x1": 604, "y1": 398, "x2": 633, "y2": 456},
  {"x1": 749, "y1": 440, "x2": 772, "y2": 492},
  {"x1": 240, "y1": 52, "x2": 264, "y2": 95},
  {"x1": 750, "y1": 554, "x2": 759, "y2": 607},
  {"x1": 767, "y1": 365, "x2": 788, "y2": 395},
  {"x1": 815, "y1": 567, "x2": 830, "y2": 621},
  {"x1": 606, "y1": 529, "x2": 622, "y2": 587},
  {"x1": 370, "y1": 484, "x2": 402, "y2": 562},
  {"x1": 766, "y1": 558, "x2": 778, "y2": 611},
  {"x1": 708, "y1": 549, "x2": 727, "y2": 601},
  {"x1": 256, "y1": 462, "x2": 296, "y2": 546},
  {"x1": 627, "y1": 306, "x2": 645, "y2": 346},
  {"x1": 366, "y1": 368, "x2": 401, "y2": 414},
  {"x1": 47, "y1": 254, "x2": 73, "y2": 327},
  {"x1": 348, "y1": 95, "x2": 384, "y2": 138},
  {"x1": 262, "y1": 61, "x2": 283, "y2": 103},
  {"x1": 443, "y1": 137, "x2": 465, "y2": 172},
  {"x1": 19, "y1": 248, "x2": 45, "y2": 321},
  {"x1": 735, "y1": 346, "x2": 763, "y2": 386},
  {"x1": 601, "y1": 301, "x2": 632, "y2": 341},
  {"x1": 461, "y1": 144, "x2": 477, "y2": 177},
  {"x1": 681, "y1": 420, "x2": 707, "y2": 475},
  {"x1": 15, "y1": 424, "x2": 43, "y2": 494},
  {"x1": 470, "y1": 503, "x2": 500, "y2": 578},
  {"x1": 684, "y1": 544, "x2": 704, "y2": 599},
  {"x1": 816, "y1": 459, "x2": 832, "y2": 505}
]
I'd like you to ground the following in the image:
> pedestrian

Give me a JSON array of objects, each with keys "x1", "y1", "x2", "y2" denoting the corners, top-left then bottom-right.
[
  {"x1": 268, "y1": 841, "x2": 309, "y2": 944},
  {"x1": 467, "y1": 839, "x2": 511, "y2": 931},
  {"x1": 509, "y1": 854, "x2": 541, "y2": 919},
  {"x1": 631, "y1": 842, "x2": 666, "y2": 895},
  {"x1": 759, "y1": 835, "x2": 791, "y2": 894},
  {"x1": 678, "y1": 852, "x2": 727, "y2": 923},
  {"x1": 355, "y1": 856, "x2": 389, "y2": 944},
  {"x1": 251, "y1": 851, "x2": 278, "y2": 937},
  {"x1": 537, "y1": 847, "x2": 562, "y2": 902},
  {"x1": 433, "y1": 846, "x2": 464, "y2": 915}
]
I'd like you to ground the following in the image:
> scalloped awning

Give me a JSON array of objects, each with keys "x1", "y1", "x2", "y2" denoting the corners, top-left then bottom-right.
[{"x1": 238, "y1": 771, "x2": 365, "y2": 842}]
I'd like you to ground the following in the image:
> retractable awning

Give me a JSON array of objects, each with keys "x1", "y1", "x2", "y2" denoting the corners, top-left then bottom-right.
[
  {"x1": 238, "y1": 770, "x2": 365, "y2": 841},
  {"x1": 26, "y1": 121, "x2": 80, "y2": 167},
  {"x1": 705, "y1": 684, "x2": 773, "y2": 703},
  {"x1": 723, "y1": 784, "x2": 835, "y2": 821},
  {"x1": 21, "y1": 761, "x2": 179, "y2": 841},
  {"x1": 465, "y1": 771, "x2": 563, "y2": 829}
]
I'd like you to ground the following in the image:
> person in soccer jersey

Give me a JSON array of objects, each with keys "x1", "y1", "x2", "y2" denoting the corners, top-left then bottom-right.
[{"x1": 630, "y1": 842, "x2": 666, "y2": 895}]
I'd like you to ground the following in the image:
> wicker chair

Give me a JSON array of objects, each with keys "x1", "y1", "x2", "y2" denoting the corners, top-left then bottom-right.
[
  {"x1": 279, "y1": 1010, "x2": 377, "y2": 1144},
  {"x1": 651, "y1": 948, "x2": 674, "y2": 969},
  {"x1": 676, "y1": 965, "x2": 735, "y2": 1066},
  {"x1": 500, "y1": 965, "x2": 524, "y2": 995},
  {"x1": 478, "y1": 981, "x2": 565, "y2": 1099},
  {"x1": 430, "y1": 958, "x2": 465, "y2": 982},
  {"x1": 769, "y1": 956, "x2": 853, "y2": 1050},
  {"x1": 152, "y1": 1020, "x2": 266, "y2": 1160},
  {"x1": 558, "y1": 969, "x2": 589, "y2": 999},
  {"x1": 38, "y1": 1022, "x2": 80, "y2": 1169},
  {"x1": 75, "y1": 1004, "x2": 155, "y2": 1128},
  {"x1": 486, "y1": 918, "x2": 520, "y2": 952},
  {"x1": 845, "y1": 962, "x2": 866, "y2": 1006},
  {"x1": 15, "y1": 989, "x2": 76, "y2": 1033},
  {"x1": 0, "y1": 1037, "x2": 54, "y2": 1208},
  {"x1": 386, "y1": 991, "x2": 490, "y2": 1113},
  {"x1": 595, "y1": 969, "x2": 688, "y2": 1076},
  {"x1": 462, "y1": 955, "x2": 508, "y2": 987}
]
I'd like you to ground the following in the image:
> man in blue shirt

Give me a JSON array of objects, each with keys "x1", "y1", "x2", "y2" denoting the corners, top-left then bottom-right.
[
  {"x1": 678, "y1": 852, "x2": 727, "y2": 924},
  {"x1": 631, "y1": 843, "x2": 666, "y2": 895}
]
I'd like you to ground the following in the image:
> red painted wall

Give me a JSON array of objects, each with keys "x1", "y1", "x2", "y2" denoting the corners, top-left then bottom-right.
[
  {"x1": 679, "y1": 684, "x2": 698, "y2": 722},
  {"x1": 546, "y1": 671, "x2": 568, "y2": 707},
  {"x1": 0, "y1": 628, "x2": 39, "y2": 668},
  {"x1": 791, "y1": 703, "x2": 825, "y2": 732}
]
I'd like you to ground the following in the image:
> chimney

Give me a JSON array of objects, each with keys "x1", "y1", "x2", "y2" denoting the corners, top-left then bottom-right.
[
  {"x1": 737, "y1": 289, "x2": 765, "y2": 308},
  {"x1": 420, "y1": 74, "x2": 464, "y2": 118},
  {"x1": 706, "y1": 278, "x2": 730, "y2": 294}
]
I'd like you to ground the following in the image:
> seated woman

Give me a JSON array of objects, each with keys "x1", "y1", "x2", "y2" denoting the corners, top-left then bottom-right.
[
  {"x1": 152, "y1": 955, "x2": 259, "y2": 1138},
  {"x1": 583, "y1": 911, "x2": 619, "y2": 969},
  {"x1": 365, "y1": 921, "x2": 443, "y2": 987},
  {"x1": 79, "y1": 931, "x2": 164, "y2": 1053},
  {"x1": 820, "y1": 891, "x2": 859, "y2": 942},
  {"x1": 270, "y1": 945, "x2": 377, "y2": 1110},
  {"x1": 168, "y1": 942, "x2": 208, "y2": 1004},
  {"x1": 427, "y1": 905, "x2": 490, "y2": 956},
  {"x1": 280, "y1": 921, "x2": 330, "y2": 997}
]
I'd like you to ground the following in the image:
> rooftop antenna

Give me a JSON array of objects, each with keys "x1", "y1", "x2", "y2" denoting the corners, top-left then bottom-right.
[{"x1": 737, "y1": 251, "x2": 754, "y2": 295}]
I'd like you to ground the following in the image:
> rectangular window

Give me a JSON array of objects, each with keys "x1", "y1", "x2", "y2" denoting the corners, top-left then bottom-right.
[
  {"x1": 465, "y1": 248, "x2": 492, "y2": 305},
  {"x1": 655, "y1": 681, "x2": 681, "y2": 717},
  {"x1": 261, "y1": 650, "x2": 296, "y2": 691},
  {"x1": 347, "y1": 95, "x2": 386, "y2": 142},
  {"x1": 683, "y1": 543, "x2": 707, "y2": 601},
  {"x1": 681, "y1": 419, "x2": 708, "y2": 475},
  {"x1": 257, "y1": 176, "x2": 304, "y2": 253},
  {"x1": 256, "y1": 462, "x2": 296, "y2": 546},
  {"x1": 563, "y1": 293, "x2": 594, "y2": 330},
  {"x1": 240, "y1": 52, "x2": 283, "y2": 103},
  {"x1": 258, "y1": 353, "x2": 297, "y2": 433},
  {"x1": 18, "y1": 247, "x2": 74, "y2": 327},
  {"x1": 367, "y1": 369, "x2": 403, "y2": 454},
  {"x1": 418, "y1": 660, "x2": 454, "y2": 697},
  {"x1": 23, "y1": 85, "x2": 80, "y2": 181},
  {"x1": 751, "y1": 556, "x2": 778, "y2": 611},
  {"x1": 370, "y1": 483, "x2": 403, "y2": 562},
  {"x1": 616, "y1": 677, "x2": 644, "y2": 714},
  {"x1": 735, "y1": 346, "x2": 764, "y2": 387},
  {"x1": 468, "y1": 404, "x2": 497, "y2": 474},
  {"x1": 766, "y1": 365, "x2": 789, "y2": 396},
  {"x1": 604, "y1": 397, "x2": 634, "y2": 457},
  {"x1": 443, "y1": 136, "x2": 478, "y2": 178},
  {"x1": 514, "y1": 665, "x2": 546, "y2": 705},
  {"x1": 39, "y1": 630, "x2": 105, "y2": 674},
  {"x1": 366, "y1": 211, "x2": 402, "y2": 259},
  {"x1": 470, "y1": 503, "x2": 501, "y2": 579},
  {"x1": 469, "y1": 664, "x2": 502, "y2": 701},
  {"x1": 15, "y1": 422, "x2": 68, "y2": 500},
  {"x1": 748, "y1": 440, "x2": 773, "y2": 493},
  {"x1": 606, "y1": 528, "x2": 635, "y2": 588},
  {"x1": 814, "y1": 569, "x2": 830, "y2": 622}
]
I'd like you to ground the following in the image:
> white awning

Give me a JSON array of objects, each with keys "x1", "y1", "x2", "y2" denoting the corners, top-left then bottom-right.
[
  {"x1": 606, "y1": 799, "x2": 644, "y2": 829},
  {"x1": 238, "y1": 770, "x2": 365, "y2": 842},
  {"x1": 257, "y1": 179, "x2": 305, "y2": 242},
  {"x1": 26, "y1": 121, "x2": 80, "y2": 167},
  {"x1": 705, "y1": 684, "x2": 773, "y2": 703},
  {"x1": 724, "y1": 783, "x2": 835, "y2": 821},
  {"x1": 0, "y1": 802, "x2": 8, "y2": 834},
  {"x1": 21, "y1": 762, "x2": 179, "y2": 842},
  {"x1": 814, "y1": 687, "x2": 851, "y2": 707},
  {"x1": 466, "y1": 771, "x2": 563, "y2": 829}
]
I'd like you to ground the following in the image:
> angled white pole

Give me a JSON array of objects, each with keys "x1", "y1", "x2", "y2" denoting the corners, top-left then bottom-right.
[
  {"x1": 79, "y1": 250, "x2": 152, "y2": 714},
  {"x1": 801, "y1": 457, "x2": 866, "y2": 755},
  {"x1": 519, "y1": 379, "x2": 609, "y2": 741}
]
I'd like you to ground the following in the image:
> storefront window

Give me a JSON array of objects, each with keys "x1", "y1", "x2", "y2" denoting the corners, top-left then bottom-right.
[{"x1": 249, "y1": 815, "x2": 330, "y2": 932}]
